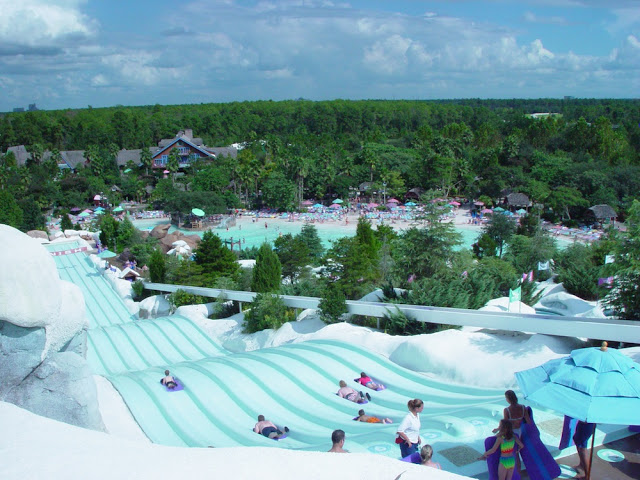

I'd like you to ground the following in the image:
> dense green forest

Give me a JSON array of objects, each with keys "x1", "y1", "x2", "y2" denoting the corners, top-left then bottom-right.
[
  {"x1": 1, "y1": 98, "x2": 639, "y2": 225},
  {"x1": 2, "y1": 98, "x2": 640, "y2": 326}
]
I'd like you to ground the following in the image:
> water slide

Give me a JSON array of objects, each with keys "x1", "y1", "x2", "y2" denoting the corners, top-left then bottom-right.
[{"x1": 51, "y1": 247, "x2": 573, "y2": 478}]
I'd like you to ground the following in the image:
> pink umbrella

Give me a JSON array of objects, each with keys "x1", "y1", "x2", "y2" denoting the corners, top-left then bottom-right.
[
  {"x1": 481, "y1": 208, "x2": 493, "y2": 214},
  {"x1": 449, "y1": 201, "x2": 461, "y2": 206},
  {"x1": 474, "y1": 201, "x2": 485, "y2": 206},
  {"x1": 301, "y1": 200, "x2": 313, "y2": 205},
  {"x1": 163, "y1": 170, "x2": 170, "y2": 174},
  {"x1": 367, "y1": 203, "x2": 379, "y2": 208},
  {"x1": 329, "y1": 203, "x2": 342, "y2": 209},
  {"x1": 387, "y1": 198, "x2": 400, "y2": 204}
]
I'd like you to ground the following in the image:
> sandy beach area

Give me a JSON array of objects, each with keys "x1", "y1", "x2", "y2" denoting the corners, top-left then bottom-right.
[{"x1": 230, "y1": 207, "x2": 482, "y2": 236}]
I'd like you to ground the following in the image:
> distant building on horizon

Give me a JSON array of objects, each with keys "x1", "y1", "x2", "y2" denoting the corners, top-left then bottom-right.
[{"x1": 11, "y1": 103, "x2": 38, "y2": 113}]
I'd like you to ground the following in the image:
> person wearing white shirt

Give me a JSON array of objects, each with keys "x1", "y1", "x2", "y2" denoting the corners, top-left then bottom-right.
[{"x1": 397, "y1": 398, "x2": 424, "y2": 458}]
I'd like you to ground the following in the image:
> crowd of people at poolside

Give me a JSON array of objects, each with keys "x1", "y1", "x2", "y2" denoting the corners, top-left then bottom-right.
[{"x1": 159, "y1": 368, "x2": 595, "y2": 478}]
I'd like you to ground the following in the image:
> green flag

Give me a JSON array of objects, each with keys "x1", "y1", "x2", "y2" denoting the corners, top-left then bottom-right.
[{"x1": 509, "y1": 286, "x2": 521, "y2": 303}]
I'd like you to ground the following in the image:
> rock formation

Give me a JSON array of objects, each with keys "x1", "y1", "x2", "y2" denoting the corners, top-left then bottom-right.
[{"x1": 0, "y1": 224, "x2": 105, "y2": 431}]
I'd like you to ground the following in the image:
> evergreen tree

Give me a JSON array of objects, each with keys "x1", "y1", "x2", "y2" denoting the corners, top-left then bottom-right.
[
  {"x1": 98, "y1": 214, "x2": 119, "y2": 251},
  {"x1": 355, "y1": 216, "x2": 379, "y2": 260},
  {"x1": 19, "y1": 197, "x2": 45, "y2": 231},
  {"x1": 483, "y1": 213, "x2": 517, "y2": 258},
  {"x1": 605, "y1": 200, "x2": 640, "y2": 320},
  {"x1": 0, "y1": 191, "x2": 23, "y2": 228},
  {"x1": 148, "y1": 248, "x2": 166, "y2": 283},
  {"x1": 318, "y1": 281, "x2": 349, "y2": 324},
  {"x1": 297, "y1": 223, "x2": 324, "y2": 262},
  {"x1": 60, "y1": 213, "x2": 73, "y2": 231},
  {"x1": 193, "y1": 230, "x2": 240, "y2": 283},
  {"x1": 116, "y1": 215, "x2": 138, "y2": 251},
  {"x1": 251, "y1": 242, "x2": 282, "y2": 293},
  {"x1": 274, "y1": 233, "x2": 310, "y2": 283}
]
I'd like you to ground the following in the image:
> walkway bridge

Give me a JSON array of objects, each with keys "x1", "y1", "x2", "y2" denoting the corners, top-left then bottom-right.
[{"x1": 144, "y1": 282, "x2": 640, "y2": 344}]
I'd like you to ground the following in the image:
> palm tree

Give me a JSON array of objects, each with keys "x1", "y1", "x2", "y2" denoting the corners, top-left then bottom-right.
[
  {"x1": 140, "y1": 148, "x2": 152, "y2": 175},
  {"x1": 167, "y1": 149, "x2": 180, "y2": 186}
]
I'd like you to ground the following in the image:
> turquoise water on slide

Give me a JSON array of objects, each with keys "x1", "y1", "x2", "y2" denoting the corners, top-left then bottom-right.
[{"x1": 50, "y1": 248, "x2": 600, "y2": 478}]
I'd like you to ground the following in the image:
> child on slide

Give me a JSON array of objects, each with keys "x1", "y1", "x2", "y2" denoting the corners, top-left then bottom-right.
[
  {"x1": 355, "y1": 372, "x2": 385, "y2": 391},
  {"x1": 479, "y1": 419, "x2": 524, "y2": 480},
  {"x1": 355, "y1": 409, "x2": 392, "y2": 424}
]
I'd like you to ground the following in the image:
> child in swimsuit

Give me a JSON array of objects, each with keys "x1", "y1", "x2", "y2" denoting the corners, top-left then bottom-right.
[
  {"x1": 355, "y1": 409, "x2": 392, "y2": 424},
  {"x1": 480, "y1": 419, "x2": 524, "y2": 480},
  {"x1": 355, "y1": 372, "x2": 385, "y2": 390}
]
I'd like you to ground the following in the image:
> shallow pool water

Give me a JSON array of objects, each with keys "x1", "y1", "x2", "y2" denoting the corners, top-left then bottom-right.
[{"x1": 133, "y1": 217, "x2": 483, "y2": 251}]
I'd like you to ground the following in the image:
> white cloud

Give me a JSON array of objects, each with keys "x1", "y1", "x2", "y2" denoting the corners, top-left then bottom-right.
[
  {"x1": 0, "y1": 0, "x2": 96, "y2": 48},
  {"x1": 90, "y1": 74, "x2": 109, "y2": 87},
  {"x1": 363, "y1": 35, "x2": 412, "y2": 75},
  {"x1": 263, "y1": 68, "x2": 294, "y2": 79},
  {"x1": 523, "y1": 11, "x2": 568, "y2": 25}
]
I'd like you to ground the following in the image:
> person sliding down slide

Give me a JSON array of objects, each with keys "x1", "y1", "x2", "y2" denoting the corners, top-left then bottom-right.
[
  {"x1": 337, "y1": 380, "x2": 370, "y2": 403},
  {"x1": 253, "y1": 415, "x2": 289, "y2": 440},
  {"x1": 354, "y1": 372, "x2": 386, "y2": 391},
  {"x1": 355, "y1": 409, "x2": 392, "y2": 424},
  {"x1": 160, "y1": 370, "x2": 177, "y2": 389}
]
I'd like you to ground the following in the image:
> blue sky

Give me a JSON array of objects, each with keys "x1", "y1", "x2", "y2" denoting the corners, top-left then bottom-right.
[{"x1": 0, "y1": 0, "x2": 638, "y2": 111}]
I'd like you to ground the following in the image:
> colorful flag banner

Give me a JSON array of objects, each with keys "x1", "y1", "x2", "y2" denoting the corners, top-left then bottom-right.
[
  {"x1": 538, "y1": 261, "x2": 549, "y2": 271},
  {"x1": 605, "y1": 255, "x2": 615, "y2": 264},
  {"x1": 509, "y1": 286, "x2": 522, "y2": 303},
  {"x1": 521, "y1": 271, "x2": 533, "y2": 282}
]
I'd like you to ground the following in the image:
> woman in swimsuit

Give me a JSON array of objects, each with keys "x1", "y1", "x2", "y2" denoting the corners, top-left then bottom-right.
[
  {"x1": 494, "y1": 390, "x2": 531, "y2": 436},
  {"x1": 480, "y1": 419, "x2": 524, "y2": 480}
]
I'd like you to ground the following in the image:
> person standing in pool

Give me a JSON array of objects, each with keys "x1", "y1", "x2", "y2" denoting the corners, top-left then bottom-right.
[
  {"x1": 573, "y1": 421, "x2": 596, "y2": 479},
  {"x1": 494, "y1": 390, "x2": 531, "y2": 436},
  {"x1": 328, "y1": 429, "x2": 348, "y2": 453},
  {"x1": 480, "y1": 419, "x2": 524, "y2": 480},
  {"x1": 419, "y1": 445, "x2": 441, "y2": 469},
  {"x1": 253, "y1": 415, "x2": 289, "y2": 439},
  {"x1": 396, "y1": 398, "x2": 424, "y2": 458}
]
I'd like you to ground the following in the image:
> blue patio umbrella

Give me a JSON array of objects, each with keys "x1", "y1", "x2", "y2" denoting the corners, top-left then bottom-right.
[
  {"x1": 405, "y1": 201, "x2": 416, "y2": 206},
  {"x1": 97, "y1": 249, "x2": 117, "y2": 259},
  {"x1": 333, "y1": 198, "x2": 343, "y2": 204},
  {"x1": 516, "y1": 342, "x2": 640, "y2": 479},
  {"x1": 312, "y1": 203, "x2": 324, "y2": 208}
]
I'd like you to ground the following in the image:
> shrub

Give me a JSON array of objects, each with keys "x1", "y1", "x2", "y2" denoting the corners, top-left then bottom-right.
[
  {"x1": 168, "y1": 289, "x2": 206, "y2": 312},
  {"x1": 243, "y1": 293, "x2": 295, "y2": 333},
  {"x1": 131, "y1": 280, "x2": 145, "y2": 300}
]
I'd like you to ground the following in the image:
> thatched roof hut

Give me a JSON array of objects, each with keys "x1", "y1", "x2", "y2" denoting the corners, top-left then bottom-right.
[
  {"x1": 405, "y1": 187, "x2": 425, "y2": 200},
  {"x1": 588, "y1": 204, "x2": 617, "y2": 221},
  {"x1": 505, "y1": 193, "x2": 531, "y2": 208}
]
